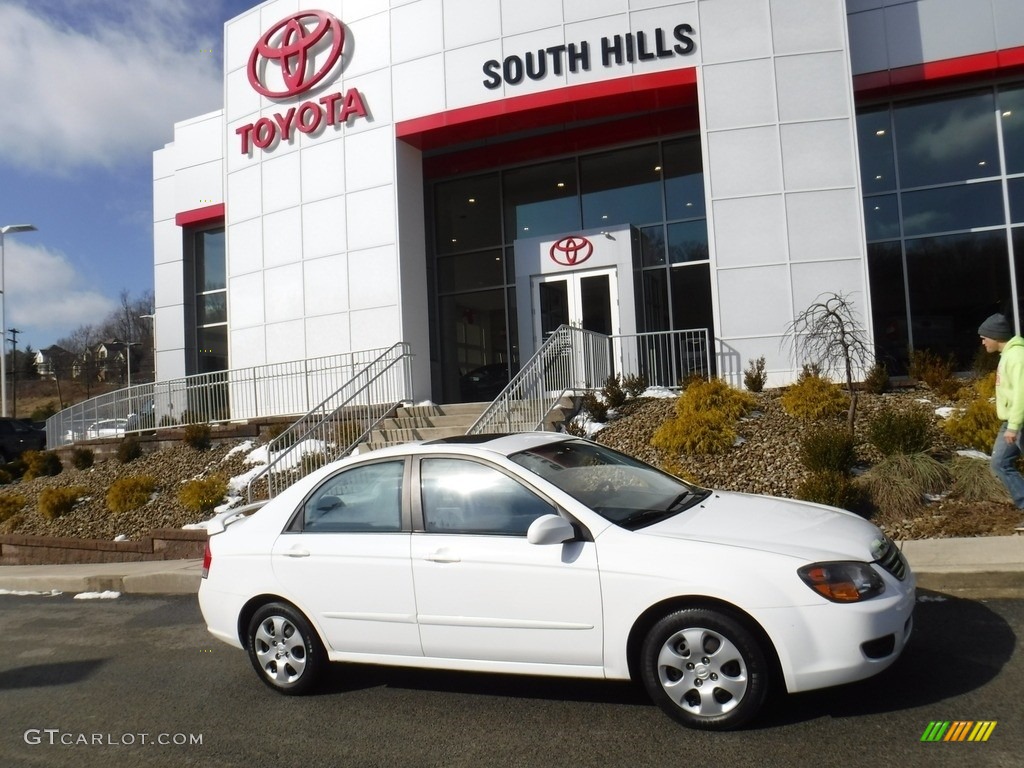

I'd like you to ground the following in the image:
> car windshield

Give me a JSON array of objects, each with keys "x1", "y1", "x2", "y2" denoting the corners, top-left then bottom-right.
[{"x1": 509, "y1": 439, "x2": 709, "y2": 530}]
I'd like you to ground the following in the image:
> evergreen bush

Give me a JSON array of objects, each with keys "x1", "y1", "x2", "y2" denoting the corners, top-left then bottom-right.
[
  {"x1": 71, "y1": 448, "x2": 95, "y2": 470},
  {"x1": 780, "y1": 376, "x2": 848, "y2": 423},
  {"x1": 743, "y1": 356, "x2": 767, "y2": 393},
  {"x1": 107, "y1": 476, "x2": 156, "y2": 513},
  {"x1": 118, "y1": 436, "x2": 143, "y2": 464},
  {"x1": 621, "y1": 373, "x2": 648, "y2": 398},
  {"x1": 22, "y1": 450, "x2": 63, "y2": 481},
  {"x1": 38, "y1": 487, "x2": 88, "y2": 520},
  {"x1": 799, "y1": 428, "x2": 856, "y2": 473},
  {"x1": 0, "y1": 493, "x2": 26, "y2": 522},
  {"x1": 795, "y1": 470, "x2": 860, "y2": 510},
  {"x1": 184, "y1": 423, "x2": 212, "y2": 451},
  {"x1": 601, "y1": 375, "x2": 627, "y2": 410},
  {"x1": 179, "y1": 475, "x2": 229, "y2": 514},
  {"x1": 868, "y1": 407, "x2": 933, "y2": 456}
]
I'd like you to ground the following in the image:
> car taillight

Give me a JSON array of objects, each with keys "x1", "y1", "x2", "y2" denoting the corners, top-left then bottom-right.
[{"x1": 201, "y1": 542, "x2": 212, "y2": 579}]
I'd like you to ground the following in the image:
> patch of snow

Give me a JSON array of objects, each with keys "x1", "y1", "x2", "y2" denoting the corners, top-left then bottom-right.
[
  {"x1": 641, "y1": 386, "x2": 678, "y2": 399},
  {"x1": 74, "y1": 591, "x2": 120, "y2": 600},
  {"x1": 957, "y1": 449, "x2": 990, "y2": 460},
  {"x1": 113, "y1": 534, "x2": 127, "y2": 542},
  {"x1": 224, "y1": 440, "x2": 254, "y2": 459},
  {"x1": 0, "y1": 589, "x2": 62, "y2": 597},
  {"x1": 934, "y1": 406, "x2": 956, "y2": 419}
]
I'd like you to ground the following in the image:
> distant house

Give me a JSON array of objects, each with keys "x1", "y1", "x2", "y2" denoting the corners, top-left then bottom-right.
[
  {"x1": 93, "y1": 340, "x2": 129, "y2": 382},
  {"x1": 34, "y1": 345, "x2": 71, "y2": 380}
]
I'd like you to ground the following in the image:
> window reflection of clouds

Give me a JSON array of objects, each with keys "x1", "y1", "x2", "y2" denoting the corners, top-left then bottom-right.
[{"x1": 894, "y1": 92, "x2": 998, "y2": 187}]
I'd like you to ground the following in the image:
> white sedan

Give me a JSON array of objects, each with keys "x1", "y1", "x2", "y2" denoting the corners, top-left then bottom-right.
[{"x1": 199, "y1": 433, "x2": 915, "y2": 730}]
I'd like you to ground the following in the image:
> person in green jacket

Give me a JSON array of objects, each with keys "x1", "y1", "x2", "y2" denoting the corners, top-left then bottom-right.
[{"x1": 979, "y1": 313, "x2": 1024, "y2": 510}]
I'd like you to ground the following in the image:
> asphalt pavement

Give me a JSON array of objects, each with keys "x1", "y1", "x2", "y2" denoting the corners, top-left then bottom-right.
[{"x1": 0, "y1": 535, "x2": 1022, "y2": 598}]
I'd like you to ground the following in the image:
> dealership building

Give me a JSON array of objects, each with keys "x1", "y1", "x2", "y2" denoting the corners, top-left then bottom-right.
[{"x1": 152, "y1": 0, "x2": 1024, "y2": 405}]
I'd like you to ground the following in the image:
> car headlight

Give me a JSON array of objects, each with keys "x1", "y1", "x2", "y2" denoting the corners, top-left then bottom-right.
[{"x1": 797, "y1": 562, "x2": 886, "y2": 603}]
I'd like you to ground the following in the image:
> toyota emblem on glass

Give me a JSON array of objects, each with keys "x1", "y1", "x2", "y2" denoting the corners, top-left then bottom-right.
[
  {"x1": 549, "y1": 236, "x2": 594, "y2": 266},
  {"x1": 248, "y1": 10, "x2": 345, "y2": 99}
]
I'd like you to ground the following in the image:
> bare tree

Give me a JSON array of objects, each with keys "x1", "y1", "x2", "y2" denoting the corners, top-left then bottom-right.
[{"x1": 786, "y1": 292, "x2": 873, "y2": 433}]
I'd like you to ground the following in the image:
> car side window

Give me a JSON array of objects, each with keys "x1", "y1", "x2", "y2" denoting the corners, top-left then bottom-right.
[
  {"x1": 302, "y1": 460, "x2": 404, "y2": 532},
  {"x1": 420, "y1": 458, "x2": 554, "y2": 535}
]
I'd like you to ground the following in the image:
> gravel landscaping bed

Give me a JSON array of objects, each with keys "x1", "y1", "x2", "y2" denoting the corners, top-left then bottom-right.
[{"x1": 1, "y1": 386, "x2": 1020, "y2": 543}]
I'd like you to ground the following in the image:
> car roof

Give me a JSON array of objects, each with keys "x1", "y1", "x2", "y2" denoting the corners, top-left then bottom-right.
[{"x1": 366, "y1": 431, "x2": 575, "y2": 459}]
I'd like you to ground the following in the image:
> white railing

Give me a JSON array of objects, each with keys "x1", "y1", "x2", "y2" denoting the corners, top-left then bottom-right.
[
  {"x1": 46, "y1": 346, "x2": 400, "y2": 448},
  {"x1": 468, "y1": 325, "x2": 710, "y2": 436},
  {"x1": 247, "y1": 343, "x2": 413, "y2": 500}
]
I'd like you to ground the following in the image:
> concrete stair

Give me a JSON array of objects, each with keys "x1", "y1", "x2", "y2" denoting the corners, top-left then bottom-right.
[
  {"x1": 361, "y1": 402, "x2": 490, "y2": 451},
  {"x1": 359, "y1": 396, "x2": 579, "y2": 453}
]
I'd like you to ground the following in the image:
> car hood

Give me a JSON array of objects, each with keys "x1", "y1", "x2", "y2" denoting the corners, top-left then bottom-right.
[{"x1": 637, "y1": 490, "x2": 885, "y2": 562}]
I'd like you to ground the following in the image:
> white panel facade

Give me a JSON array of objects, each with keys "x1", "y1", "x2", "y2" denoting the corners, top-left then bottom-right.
[{"x1": 153, "y1": 0, "x2": 1017, "y2": 405}]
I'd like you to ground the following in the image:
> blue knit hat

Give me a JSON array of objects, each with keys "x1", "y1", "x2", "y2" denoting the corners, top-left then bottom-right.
[{"x1": 978, "y1": 313, "x2": 1013, "y2": 341}]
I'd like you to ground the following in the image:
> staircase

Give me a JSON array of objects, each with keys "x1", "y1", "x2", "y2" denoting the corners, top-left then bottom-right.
[
  {"x1": 360, "y1": 397, "x2": 576, "y2": 452},
  {"x1": 360, "y1": 402, "x2": 490, "y2": 451}
]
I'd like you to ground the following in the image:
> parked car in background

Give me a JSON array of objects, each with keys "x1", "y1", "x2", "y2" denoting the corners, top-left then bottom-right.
[
  {"x1": 0, "y1": 418, "x2": 47, "y2": 462},
  {"x1": 199, "y1": 433, "x2": 915, "y2": 730},
  {"x1": 84, "y1": 418, "x2": 128, "y2": 440}
]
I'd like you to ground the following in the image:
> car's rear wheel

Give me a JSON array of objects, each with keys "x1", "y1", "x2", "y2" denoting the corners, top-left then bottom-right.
[
  {"x1": 246, "y1": 602, "x2": 326, "y2": 695},
  {"x1": 640, "y1": 608, "x2": 769, "y2": 730}
]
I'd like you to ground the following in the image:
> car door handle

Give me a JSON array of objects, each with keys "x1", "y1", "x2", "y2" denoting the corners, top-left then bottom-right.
[
  {"x1": 425, "y1": 550, "x2": 460, "y2": 563},
  {"x1": 283, "y1": 548, "x2": 310, "y2": 558}
]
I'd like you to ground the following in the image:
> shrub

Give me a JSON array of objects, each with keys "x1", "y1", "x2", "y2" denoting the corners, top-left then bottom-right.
[
  {"x1": 942, "y1": 377, "x2": 1000, "y2": 452},
  {"x1": 561, "y1": 418, "x2": 587, "y2": 437},
  {"x1": 652, "y1": 378, "x2": 755, "y2": 456},
  {"x1": 743, "y1": 356, "x2": 767, "y2": 393},
  {"x1": 674, "y1": 377, "x2": 757, "y2": 422},
  {"x1": 652, "y1": 408, "x2": 738, "y2": 456},
  {"x1": 621, "y1": 373, "x2": 648, "y2": 398},
  {"x1": 179, "y1": 475, "x2": 229, "y2": 514},
  {"x1": 862, "y1": 362, "x2": 890, "y2": 394},
  {"x1": 798, "y1": 362, "x2": 822, "y2": 381},
  {"x1": 858, "y1": 453, "x2": 949, "y2": 516},
  {"x1": 118, "y1": 436, "x2": 143, "y2": 464},
  {"x1": 909, "y1": 349, "x2": 958, "y2": 393},
  {"x1": 795, "y1": 470, "x2": 860, "y2": 510},
  {"x1": 780, "y1": 376, "x2": 848, "y2": 423},
  {"x1": 0, "y1": 493, "x2": 27, "y2": 522},
  {"x1": 580, "y1": 390, "x2": 608, "y2": 423},
  {"x1": 947, "y1": 455, "x2": 1009, "y2": 503},
  {"x1": 22, "y1": 450, "x2": 63, "y2": 481},
  {"x1": 799, "y1": 429, "x2": 856, "y2": 473},
  {"x1": 38, "y1": 487, "x2": 88, "y2": 520},
  {"x1": 601, "y1": 375, "x2": 627, "y2": 410},
  {"x1": 183, "y1": 423, "x2": 212, "y2": 451},
  {"x1": 0, "y1": 469, "x2": 11, "y2": 485},
  {"x1": 107, "y1": 476, "x2": 156, "y2": 513},
  {"x1": 868, "y1": 406, "x2": 934, "y2": 456},
  {"x1": 70, "y1": 448, "x2": 95, "y2": 470}
]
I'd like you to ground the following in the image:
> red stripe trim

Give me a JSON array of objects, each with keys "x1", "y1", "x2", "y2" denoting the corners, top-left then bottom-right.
[
  {"x1": 175, "y1": 203, "x2": 225, "y2": 227},
  {"x1": 397, "y1": 69, "x2": 697, "y2": 153},
  {"x1": 854, "y1": 45, "x2": 1024, "y2": 99}
]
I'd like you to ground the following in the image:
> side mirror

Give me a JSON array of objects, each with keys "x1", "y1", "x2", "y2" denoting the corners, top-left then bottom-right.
[{"x1": 527, "y1": 514, "x2": 576, "y2": 545}]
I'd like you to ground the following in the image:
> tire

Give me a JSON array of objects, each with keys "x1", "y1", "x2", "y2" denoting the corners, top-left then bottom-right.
[
  {"x1": 246, "y1": 602, "x2": 326, "y2": 695},
  {"x1": 640, "y1": 608, "x2": 769, "y2": 731}
]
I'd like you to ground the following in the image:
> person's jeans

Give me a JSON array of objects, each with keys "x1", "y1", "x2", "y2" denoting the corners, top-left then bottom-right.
[{"x1": 991, "y1": 422, "x2": 1024, "y2": 509}]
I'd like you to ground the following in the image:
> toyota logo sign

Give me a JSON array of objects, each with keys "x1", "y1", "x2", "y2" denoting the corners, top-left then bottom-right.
[
  {"x1": 549, "y1": 236, "x2": 594, "y2": 266},
  {"x1": 248, "y1": 10, "x2": 345, "y2": 99}
]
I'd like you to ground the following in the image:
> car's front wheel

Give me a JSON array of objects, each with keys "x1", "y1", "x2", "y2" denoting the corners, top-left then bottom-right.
[
  {"x1": 246, "y1": 602, "x2": 326, "y2": 695},
  {"x1": 640, "y1": 608, "x2": 769, "y2": 730}
]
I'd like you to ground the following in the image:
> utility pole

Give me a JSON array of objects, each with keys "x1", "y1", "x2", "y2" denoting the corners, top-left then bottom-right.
[{"x1": 8, "y1": 327, "x2": 19, "y2": 418}]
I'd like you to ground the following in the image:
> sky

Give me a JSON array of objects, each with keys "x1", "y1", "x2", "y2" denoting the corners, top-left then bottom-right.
[{"x1": 0, "y1": 0, "x2": 258, "y2": 352}]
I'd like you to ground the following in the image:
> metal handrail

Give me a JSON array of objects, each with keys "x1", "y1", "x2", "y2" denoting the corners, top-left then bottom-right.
[
  {"x1": 45, "y1": 346, "x2": 397, "y2": 448},
  {"x1": 468, "y1": 325, "x2": 711, "y2": 435},
  {"x1": 468, "y1": 325, "x2": 613, "y2": 435},
  {"x1": 246, "y1": 343, "x2": 413, "y2": 501}
]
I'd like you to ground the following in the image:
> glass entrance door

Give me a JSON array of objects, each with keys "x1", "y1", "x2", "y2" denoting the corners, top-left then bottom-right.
[{"x1": 532, "y1": 268, "x2": 618, "y2": 346}]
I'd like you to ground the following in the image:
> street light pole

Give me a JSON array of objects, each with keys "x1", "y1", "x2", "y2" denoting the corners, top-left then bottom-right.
[{"x1": 0, "y1": 224, "x2": 37, "y2": 418}]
